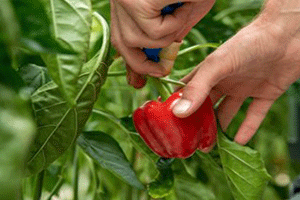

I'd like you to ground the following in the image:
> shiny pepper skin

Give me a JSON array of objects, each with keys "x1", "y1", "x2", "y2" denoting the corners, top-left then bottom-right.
[{"x1": 133, "y1": 91, "x2": 217, "y2": 158}]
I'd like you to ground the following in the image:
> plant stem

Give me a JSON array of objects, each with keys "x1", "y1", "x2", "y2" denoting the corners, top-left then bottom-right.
[
  {"x1": 46, "y1": 176, "x2": 64, "y2": 200},
  {"x1": 125, "y1": 184, "x2": 133, "y2": 200},
  {"x1": 108, "y1": 57, "x2": 125, "y2": 69},
  {"x1": 73, "y1": 146, "x2": 79, "y2": 200},
  {"x1": 107, "y1": 70, "x2": 127, "y2": 76},
  {"x1": 149, "y1": 77, "x2": 171, "y2": 101},
  {"x1": 20, "y1": 183, "x2": 23, "y2": 200},
  {"x1": 92, "y1": 162, "x2": 102, "y2": 199},
  {"x1": 177, "y1": 43, "x2": 220, "y2": 57},
  {"x1": 92, "y1": 109, "x2": 130, "y2": 134},
  {"x1": 46, "y1": 154, "x2": 69, "y2": 200},
  {"x1": 160, "y1": 77, "x2": 186, "y2": 87},
  {"x1": 33, "y1": 170, "x2": 44, "y2": 200}
]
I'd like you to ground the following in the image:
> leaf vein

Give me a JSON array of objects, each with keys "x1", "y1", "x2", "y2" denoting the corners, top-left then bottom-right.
[
  {"x1": 61, "y1": 0, "x2": 90, "y2": 27},
  {"x1": 219, "y1": 147, "x2": 260, "y2": 172},
  {"x1": 226, "y1": 174, "x2": 248, "y2": 200},
  {"x1": 34, "y1": 101, "x2": 67, "y2": 112},
  {"x1": 224, "y1": 166, "x2": 255, "y2": 186},
  {"x1": 27, "y1": 108, "x2": 74, "y2": 165}
]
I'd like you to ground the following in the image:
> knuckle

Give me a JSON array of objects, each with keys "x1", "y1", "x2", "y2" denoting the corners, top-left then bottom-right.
[
  {"x1": 183, "y1": 80, "x2": 212, "y2": 101},
  {"x1": 184, "y1": 82, "x2": 203, "y2": 95},
  {"x1": 206, "y1": 48, "x2": 237, "y2": 75}
]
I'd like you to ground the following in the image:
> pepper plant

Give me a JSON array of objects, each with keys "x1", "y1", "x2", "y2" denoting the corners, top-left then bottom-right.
[{"x1": 0, "y1": 0, "x2": 299, "y2": 200}]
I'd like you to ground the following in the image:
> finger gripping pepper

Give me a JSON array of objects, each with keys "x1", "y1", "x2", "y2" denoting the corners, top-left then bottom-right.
[{"x1": 133, "y1": 91, "x2": 217, "y2": 158}]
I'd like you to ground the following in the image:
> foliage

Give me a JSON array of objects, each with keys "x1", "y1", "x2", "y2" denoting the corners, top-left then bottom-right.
[
  {"x1": 0, "y1": 85, "x2": 36, "y2": 200},
  {"x1": 0, "y1": 0, "x2": 298, "y2": 199}
]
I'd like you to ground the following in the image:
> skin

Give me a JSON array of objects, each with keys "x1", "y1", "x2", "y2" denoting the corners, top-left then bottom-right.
[
  {"x1": 110, "y1": 0, "x2": 300, "y2": 146},
  {"x1": 110, "y1": 0, "x2": 215, "y2": 86}
]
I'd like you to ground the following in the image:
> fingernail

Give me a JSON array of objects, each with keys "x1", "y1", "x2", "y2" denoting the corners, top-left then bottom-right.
[{"x1": 173, "y1": 99, "x2": 192, "y2": 115}]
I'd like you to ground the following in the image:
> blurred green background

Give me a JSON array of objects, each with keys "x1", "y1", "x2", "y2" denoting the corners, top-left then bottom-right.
[
  {"x1": 89, "y1": 0, "x2": 300, "y2": 199},
  {"x1": 1, "y1": 0, "x2": 300, "y2": 199}
]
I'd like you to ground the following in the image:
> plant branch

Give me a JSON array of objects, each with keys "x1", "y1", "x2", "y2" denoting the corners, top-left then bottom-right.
[
  {"x1": 149, "y1": 77, "x2": 171, "y2": 101},
  {"x1": 107, "y1": 70, "x2": 127, "y2": 76},
  {"x1": 33, "y1": 170, "x2": 44, "y2": 200},
  {"x1": 108, "y1": 57, "x2": 125, "y2": 69},
  {"x1": 92, "y1": 109, "x2": 132, "y2": 134},
  {"x1": 160, "y1": 77, "x2": 186, "y2": 87},
  {"x1": 46, "y1": 176, "x2": 64, "y2": 200},
  {"x1": 73, "y1": 146, "x2": 79, "y2": 200},
  {"x1": 178, "y1": 43, "x2": 219, "y2": 57}
]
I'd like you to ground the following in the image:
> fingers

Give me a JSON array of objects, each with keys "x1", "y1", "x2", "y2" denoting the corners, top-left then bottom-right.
[
  {"x1": 118, "y1": 0, "x2": 198, "y2": 41},
  {"x1": 111, "y1": 1, "x2": 173, "y2": 77},
  {"x1": 217, "y1": 96, "x2": 246, "y2": 131},
  {"x1": 172, "y1": 48, "x2": 235, "y2": 118},
  {"x1": 171, "y1": 24, "x2": 255, "y2": 118},
  {"x1": 234, "y1": 98, "x2": 274, "y2": 145},
  {"x1": 114, "y1": 0, "x2": 215, "y2": 47},
  {"x1": 209, "y1": 88, "x2": 224, "y2": 106},
  {"x1": 127, "y1": 42, "x2": 182, "y2": 88},
  {"x1": 175, "y1": 1, "x2": 215, "y2": 40},
  {"x1": 113, "y1": 1, "x2": 177, "y2": 48},
  {"x1": 137, "y1": 2, "x2": 200, "y2": 40},
  {"x1": 126, "y1": 65, "x2": 147, "y2": 89},
  {"x1": 111, "y1": 0, "x2": 215, "y2": 88}
]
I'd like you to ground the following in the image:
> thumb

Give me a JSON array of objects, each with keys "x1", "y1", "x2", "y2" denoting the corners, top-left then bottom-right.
[{"x1": 172, "y1": 48, "x2": 235, "y2": 118}]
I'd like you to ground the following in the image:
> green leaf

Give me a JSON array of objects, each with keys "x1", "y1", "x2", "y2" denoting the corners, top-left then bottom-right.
[
  {"x1": 129, "y1": 133, "x2": 159, "y2": 163},
  {"x1": 11, "y1": 0, "x2": 72, "y2": 54},
  {"x1": 0, "y1": 0, "x2": 19, "y2": 58},
  {"x1": 217, "y1": 131, "x2": 271, "y2": 200},
  {"x1": 195, "y1": 151, "x2": 234, "y2": 199},
  {"x1": 0, "y1": 64, "x2": 25, "y2": 92},
  {"x1": 19, "y1": 64, "x2": 51, "y2": 94},
  {"x1": 25, "y1": 12, "x2": 110, "y2": 176},
  {"x1": 171, "y1": 159, "x2": 216, "y2": 200},
  {"x1": 92, "y1": 111, "x2": 159, "y2": 163},
  {"x1": 148, "y1": 159, "x2": 175, "y2": 198},
  {"x1": 0, "y1": 0, "x2": 19, "y2": 47},
  {"x1": 0, "y1": 84, "x2": 36, "y2": 200},
  {"x1": 120, "y1": 116, "x2": 136, "y2": 132},
  {"x1": 77, "y1": 131, "x2": 144, "y2": 190},
  {"x1": 148, "y1": 171, "x2": 174, "y2": 198},
  {"x1": 42, "y1": 0, "x2": 92, "y2": 106},
  {"x1": 43, "y1": 163, "x2": 63, "y2": 192},
  {"x1": 91, "y1": 0, "x2": 110, "y2": 21},
  {"x1": 0, "y1": 0, "x2": 25, "y2": 92},
  {"x1": 174, "y1": 174, "x2": 216, "y2": 200}
]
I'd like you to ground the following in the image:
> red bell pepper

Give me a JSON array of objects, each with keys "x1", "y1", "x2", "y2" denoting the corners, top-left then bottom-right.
[{"x1": 133, "y1": 90, "x2": 217, "y2": 158}]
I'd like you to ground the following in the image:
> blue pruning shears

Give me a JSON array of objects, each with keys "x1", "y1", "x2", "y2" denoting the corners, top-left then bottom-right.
[{"x1": 142, "y1": 2, "x2": 184, "y2": 62}]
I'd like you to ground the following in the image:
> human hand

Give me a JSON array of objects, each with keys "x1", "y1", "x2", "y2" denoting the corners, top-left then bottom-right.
[
  {"x1": 110, "y1": 0, "x2": 215, "y2": 88},
  {"x1": 172, "y1": 2, "x2": 300, "y2": 145}
]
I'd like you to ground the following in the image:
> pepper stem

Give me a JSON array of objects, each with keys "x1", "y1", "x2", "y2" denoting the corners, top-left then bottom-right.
[
  {"x1": 156, "y1": 158, "x2": 175, "y2": 171},
  {"x1": 149, "y1": 77, "x2": 171, "y2": 102}
]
